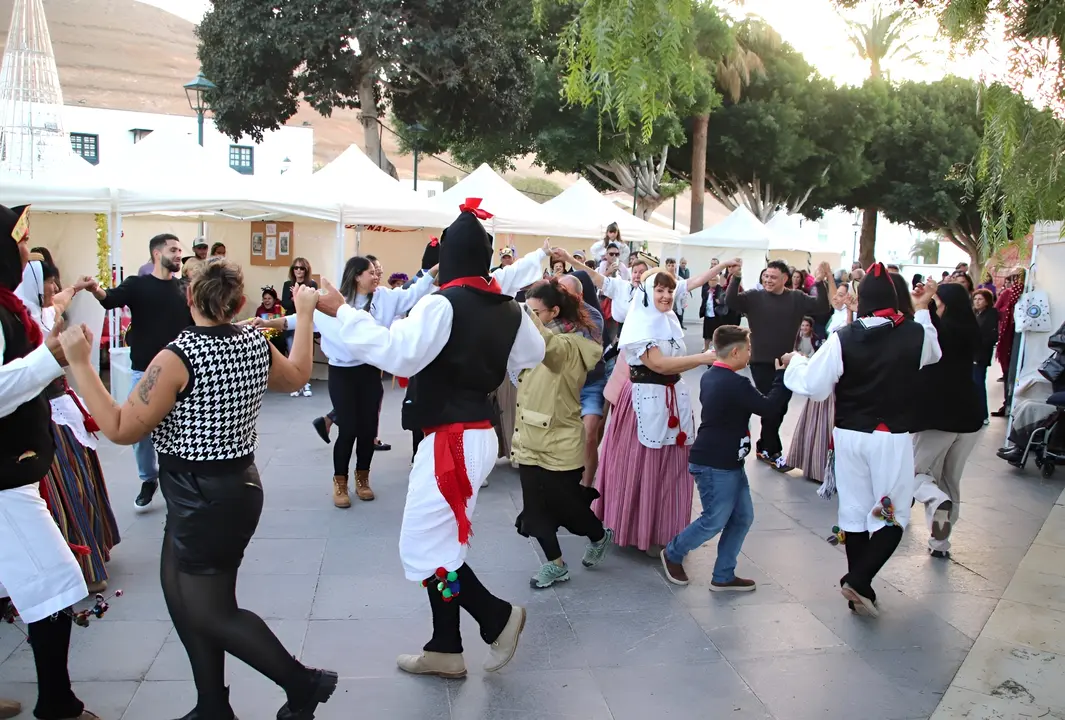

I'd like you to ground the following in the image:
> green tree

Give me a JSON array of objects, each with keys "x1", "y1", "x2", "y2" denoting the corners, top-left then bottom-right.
[
  {"x1": 909, "y1": 235, "x2": 941, "y2": 263},
  {"x1": 671, "y1": 39, "x2": 878, "y2": 222},
  {"x1": 197, "y1": 0, "x2": 544, "y2": 178}
]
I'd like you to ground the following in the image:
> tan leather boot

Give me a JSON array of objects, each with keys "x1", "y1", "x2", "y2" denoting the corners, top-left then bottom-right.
[
  {"x1": 0, "y1": 698, "x2": 21, "y2": 720},
  {"x1": 332, "y1": 475, "x2": 351, "y2": 509},
  {"x1": 354, "y1": 470, "x2": 374, "y2": 501}
]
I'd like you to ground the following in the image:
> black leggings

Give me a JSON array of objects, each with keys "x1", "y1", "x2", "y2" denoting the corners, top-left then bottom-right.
[
  {"x1": 328, "y1": 364, "x2": 383, "y2": 476},
  {"x1": 28, "y1": 612, "x2": 82, "y2": 720},
  {"x1": 424, "y1": 564, "x2": 512, "y2": 655},
  {"x1": 160, "y1": 530, "x2": 313, "y2": 711},
  {"x1": 841, "y1": 525, "x2": 904, "y2": 601}
]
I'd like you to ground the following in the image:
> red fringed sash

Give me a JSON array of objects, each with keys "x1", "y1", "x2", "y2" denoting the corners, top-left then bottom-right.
[{"x1": 423, "y1": 420, "x2": 493, "y2": 545}]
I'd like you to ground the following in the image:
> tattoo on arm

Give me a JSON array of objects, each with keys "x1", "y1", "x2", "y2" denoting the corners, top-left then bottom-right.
[{"x1": 137, "y1": 364, "x2": 162, "y2": 405}]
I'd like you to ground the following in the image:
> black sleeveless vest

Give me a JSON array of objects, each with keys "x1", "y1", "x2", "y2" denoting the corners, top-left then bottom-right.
[
  {"x1": 834, "y1": 318, "x2": 925, "y2": 434},
  {"x1": 0, "y1": 306, "x2": 55, "y2": 490},
  {"x1": 402, "y1": 286, "x2": 522, "y2": 431}
]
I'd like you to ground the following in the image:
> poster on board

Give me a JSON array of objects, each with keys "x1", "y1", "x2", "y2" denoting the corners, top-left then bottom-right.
[
  {"x1": 266, "y1": 235, "x2": 277, "y2": 261},
  {"x1": 279, "y1": 231, "x2": 290, "y2": 256},
  {"x1": 265, "y1": 223, "x2": 277, "y2": 236},
  {"x1": 252, "y1": 232, "x2": 264, "y2": 256}
]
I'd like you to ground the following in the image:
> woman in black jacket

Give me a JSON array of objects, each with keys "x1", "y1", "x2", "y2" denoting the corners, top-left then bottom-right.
[
  {"x1": 912, "y1": 282, "x2": 985, "y2": 559},
  {"x1": 972, "y1": 288, "x2": 999, "y2": 423}
]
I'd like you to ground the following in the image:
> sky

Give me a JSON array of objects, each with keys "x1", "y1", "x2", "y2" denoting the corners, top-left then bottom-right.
[{"x1": 139, "y1": 0, "x2": 1003, "y2": 86}]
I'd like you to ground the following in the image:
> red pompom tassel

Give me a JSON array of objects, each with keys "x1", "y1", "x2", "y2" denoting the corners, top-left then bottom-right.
[
  {"x1": 676, "y1": 432, "x2": 688, "y2": 446},
  {"x1": 435, "y1": 567, "x2": 447, "y2": 579},
  {"x1": 398, "y1": 377, "x2": 409, "y2": 389},
  {"x1": 667, "y1": 415, "x2": 679, "y2": 429}
]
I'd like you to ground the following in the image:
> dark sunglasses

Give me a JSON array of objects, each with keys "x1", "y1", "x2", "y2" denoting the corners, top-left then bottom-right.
[
  {"x1": 607, "y1": 251, "x2": 620, "y2": 257},
  {"x1": 293, "y1": 265, "x2": 307, "y2": 271}
]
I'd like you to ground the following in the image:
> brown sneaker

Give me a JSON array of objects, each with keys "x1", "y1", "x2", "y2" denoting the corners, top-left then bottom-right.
[
  {"x1": 710, "y1": 576, "x2": 757, "y2": 593},
  {"x1": 659, "y1": 549, "x2": 689, "y2": 586},
  {"x1": 332, "y1": 475, "x2": 351, "y2": 509},
  {"x1": 354, "y1": 470, "x2": 375, "y2": 501},
  {"x1": 0, "y1": 698, "x2": 20, "y2": 720}
]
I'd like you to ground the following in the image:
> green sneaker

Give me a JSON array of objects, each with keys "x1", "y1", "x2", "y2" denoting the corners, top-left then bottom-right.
[
  {"x1": 530, "y1": 562, "x2": 570, "y2": 589},
  {"x1": 582, "y1": 528, "x2": 614, "y2": 568}
]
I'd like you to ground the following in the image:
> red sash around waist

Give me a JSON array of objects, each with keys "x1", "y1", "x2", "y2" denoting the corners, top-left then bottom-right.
[{"x1": 422, "y1": 420, "x2": 494, "y2": 545}]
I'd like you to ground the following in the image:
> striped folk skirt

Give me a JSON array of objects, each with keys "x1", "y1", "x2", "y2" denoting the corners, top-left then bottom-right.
[
  {"x1": 39, "y1": 422, "x2": 120, "y2": 586},
  {"x1": 786, "y1": 394, "x2": 835, "y2": 483},
  {"x1": 592, "y1": 375, "x2": 693, "y2": 551}
]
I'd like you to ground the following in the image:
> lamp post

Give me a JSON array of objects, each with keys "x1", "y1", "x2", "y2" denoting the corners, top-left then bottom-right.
[
  {"x1": 183, "y1": 71, "x2": 217, "y2": 148},
  {"x1": 183, "y1": 71, "x2": 216, "y2": 238},
  {"x1": 851, "y1": 210, "x2": 861, "y2": 267},
  {"x1": 408, "y1": 122, "x2": 428, "y2": 192}
]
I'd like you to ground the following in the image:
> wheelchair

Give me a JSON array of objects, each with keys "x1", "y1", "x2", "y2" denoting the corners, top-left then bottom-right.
[{"x1": 1016, "y1": 391, "x2": 1065, "y2": 479}]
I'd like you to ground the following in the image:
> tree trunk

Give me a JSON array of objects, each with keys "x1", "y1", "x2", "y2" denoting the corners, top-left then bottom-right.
[
  {"x1": 358, "y1": 71, "x2": 398, "y2": 180},
  {"x1": 689, "y1": 114, "x2": 709, "y2": 233},
  {"x1": 636, "y1": 195, "x2": 663, "y2": 221},
  {"x1": 858, "y1": 206, "x2": 878, "y2": 269}
]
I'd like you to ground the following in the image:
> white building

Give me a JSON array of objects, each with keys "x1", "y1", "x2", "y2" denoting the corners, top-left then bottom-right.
[{"x1": 60, "y1": 104, "x2": 315, "y2": 178}]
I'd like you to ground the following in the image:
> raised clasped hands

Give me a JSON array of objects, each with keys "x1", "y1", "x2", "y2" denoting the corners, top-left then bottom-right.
[
  {"x1": 57, "y1": 322, "x2": 95, "y2": 367},
  {"x1": 293, "y1": 284, "x2": 320, "y2": 315}
]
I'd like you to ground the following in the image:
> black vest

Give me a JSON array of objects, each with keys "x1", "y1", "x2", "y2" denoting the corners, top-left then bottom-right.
[
  {"x1": 834, "y1": 318, "x2": 925, "y2": 434},
  {"x1": 0, "y1": 306, "x2": 55, "y2": 490},
  {"x1": 402, "y1": 286, "x2": 522, "y2": 431}
]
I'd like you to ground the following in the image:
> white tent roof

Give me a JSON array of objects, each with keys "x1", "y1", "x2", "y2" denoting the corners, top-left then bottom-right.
[
  {"x1": 766, "y1": 212, "x2": 819, "y2": 252},
  {"x1": 300, "y1": 144, "x2": 454, "y2": 228},
  {"x1": 681, "y1": 206, "x2": 776, "y2": 249},
  {"x1": 0, "y1": 152, "x2": 111, "y2": 212},
  {"x1": 435, "y1": 165, "x2": 595, "y2": 239},
  {"x1": 544, "y1": 178, "x2": 682, "y2": 244}
]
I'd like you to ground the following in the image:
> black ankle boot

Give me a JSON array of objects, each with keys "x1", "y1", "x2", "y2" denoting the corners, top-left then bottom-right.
[
  {"x1": 174, "y1": 687, "x2": 237, "y2": 720},
  {"x1": 277, "y1": 668, "x2": 338, "y2": 720}
]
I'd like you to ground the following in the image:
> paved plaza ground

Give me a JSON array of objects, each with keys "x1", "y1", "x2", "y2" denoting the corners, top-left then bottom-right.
[{"x1": 1, "y1": 327, "x2": 1063, "y2": 719}]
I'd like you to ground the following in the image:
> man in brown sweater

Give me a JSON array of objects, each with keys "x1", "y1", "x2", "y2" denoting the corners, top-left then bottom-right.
[{"x1": 725, "y1": 259, "x2": 834, "y2": 470}]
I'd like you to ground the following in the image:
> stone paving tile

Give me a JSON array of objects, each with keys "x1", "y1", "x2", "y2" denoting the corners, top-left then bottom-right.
[{"x1": 1, "y1": 335, "x2": 1063, "y2": 719}]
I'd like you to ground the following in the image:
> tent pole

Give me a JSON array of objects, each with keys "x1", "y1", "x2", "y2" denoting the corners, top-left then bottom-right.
[
  {"x1": 356, "y1": 225, "x2": 363, "y2": 256},
  {"x1": 335, "y1": 212, "x2": 345, "y2": 280}
]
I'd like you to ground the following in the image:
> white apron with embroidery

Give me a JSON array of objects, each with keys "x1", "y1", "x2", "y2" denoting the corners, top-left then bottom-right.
[{"x1": 625, "y1": 339, "x2": 695, "y2": 450}]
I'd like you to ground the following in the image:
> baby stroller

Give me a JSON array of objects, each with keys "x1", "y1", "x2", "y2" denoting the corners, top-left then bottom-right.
[{"x1": 1012, "y1": 391, "x2": 1065, "y2": 478}]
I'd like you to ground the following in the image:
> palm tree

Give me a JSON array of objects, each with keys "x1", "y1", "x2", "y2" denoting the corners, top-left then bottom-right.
[
  {"x1": 689, "y1": 16, "x2": 779, "y2": 233},
  {"x1": 846, "y1": 5, "x2": 923, "y2": 266},
  {"x1": 909, "y1": 235, "x2": 941, "y2": 264}
]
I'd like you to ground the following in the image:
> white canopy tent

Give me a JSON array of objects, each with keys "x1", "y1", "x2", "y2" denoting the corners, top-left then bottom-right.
[
  {"x1": 659, "y1": 205, "x2": 773, "y2": 276},
  {"x1": 435, "y1": 164, "x2": 594, "y2": 240},
  {"x1": 0, "y1": 152, "x2": 111, "y2": 213},
  {"x1": 544, "y1": 177, "x2": 682, "y2": 245}
]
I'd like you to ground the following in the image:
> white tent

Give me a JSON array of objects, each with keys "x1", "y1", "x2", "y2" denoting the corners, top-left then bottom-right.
[
  {"x1": 434, "y1": 164, "x2": 592, "y2": 239},
  {"x1": 299, "y1": 144, "x2": 454, "y2": 228},
  {"x1": 0, "y1": 152, "x2": 111, "y2": 213},
  {"x1": 766, "y1": 212, "x2": 817, "y2": 252},
  {"x1": 544, "y1": 178, "x2": 682, "y2": 244},
  {"x1": 681, "y1": 206, "x2": 776, "y2": 250}
]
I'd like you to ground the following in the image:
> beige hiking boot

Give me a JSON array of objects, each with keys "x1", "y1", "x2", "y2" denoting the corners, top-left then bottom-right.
[
  {"x1": 484, "y1": 605, "x2": 526, "y2": 672},
  {"x1": 354, "y1": 470, "x2": 375, "y2": 501},
  {"x1": 396, "y1": 651, "x2": 467, "y2": 678},
  {"x1": 332, "y1": 475, "x2": 351, "y2": 509}
]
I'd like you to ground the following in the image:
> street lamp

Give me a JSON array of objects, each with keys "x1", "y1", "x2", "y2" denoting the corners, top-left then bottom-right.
[
  {"x1": 183, "y1": 71, "x2": 217, "y2": 147},
  {"x1": 630, "y1": 159, "x2": 640, "y2": 216},
  {"x1": 408, "y1": 122, "x2": 428, "y2": 192}
]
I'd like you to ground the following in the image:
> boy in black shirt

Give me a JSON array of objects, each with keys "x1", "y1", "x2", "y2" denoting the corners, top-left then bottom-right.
[
  {"x1": 85, "y1": 233, "x2": 193, "y2": 512},
  {"x1": 660, "y1": 325, "x2": 789, "y2": 589}
]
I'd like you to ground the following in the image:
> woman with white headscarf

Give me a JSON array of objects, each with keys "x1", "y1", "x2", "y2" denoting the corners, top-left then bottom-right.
[
  {"x1": 592, "y1": 268, "x2": 716, "y2": 552},
  {"x1": 16, "y1": 256, "x2": 119, "y2": 594}
]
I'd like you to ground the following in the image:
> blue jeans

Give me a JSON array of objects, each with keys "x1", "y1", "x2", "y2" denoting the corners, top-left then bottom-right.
[
  {"x1": 665, "y1": 463, "x2": 754, "y2": 583},
  {"x1": 973, "y1": 363, "x2": 989, "y2": 421},
  {"x1": 130, "y1": 369, "x2": 159, "y2": 485}
]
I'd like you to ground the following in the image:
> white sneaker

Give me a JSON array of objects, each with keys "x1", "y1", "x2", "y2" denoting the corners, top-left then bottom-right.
[
  {"x1": 290, "y1": 390, "x2": 301, "y2": 398},
  {"x1": 302, "y1": 384, "x2": 313, "y2": 397},
  {"x1": 481, "y1": 477, "x2": 489, "y2": 488}
]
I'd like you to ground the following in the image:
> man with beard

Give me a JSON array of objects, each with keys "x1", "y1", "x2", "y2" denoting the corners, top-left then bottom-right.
[
  {"x1": 0, "y1": 204, "x2": 99, "y2": 720},
  {"x1": 85, "y1": 233, "x2": 193, "y2": 513}
]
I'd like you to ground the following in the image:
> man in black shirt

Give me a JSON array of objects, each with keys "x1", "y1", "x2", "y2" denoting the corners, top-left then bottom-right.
[{"x1": 84, "y1": 233, "x2": 193, "y2": 512}]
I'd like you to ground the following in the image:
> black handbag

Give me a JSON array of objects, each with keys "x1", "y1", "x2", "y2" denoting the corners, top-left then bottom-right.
[
  {"x1": 1039, "y1": 351, "x2": 1065, "y2": 384},
  {"x1": 1049, "y1": 321, "x2": 1065, "y2": 354}
]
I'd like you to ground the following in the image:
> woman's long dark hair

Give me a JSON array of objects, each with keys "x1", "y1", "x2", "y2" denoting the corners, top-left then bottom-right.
[
  {"x1": 890, "y1": 273, "x2": 914, "y2": 317},
  {"x1": 526, "y1": 278, "x2": 595, "y2": 333},
  {"x1": 604, "y1": 221, "x2": 622, "y2": 246},
  {"x1": 339, "y1": 256, "x2": 374, "y2": 310},
  {"x1": 934, "y1": 282, "x2": 981, "y2": 359}
]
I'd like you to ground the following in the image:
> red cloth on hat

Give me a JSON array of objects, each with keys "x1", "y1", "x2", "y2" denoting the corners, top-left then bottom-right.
[
  {"x1": 439, "y1": 276, "x2": 502, "y2": 294},
  {"x1": 424, "y1": 419, "x2": 494, "y2": 545}
]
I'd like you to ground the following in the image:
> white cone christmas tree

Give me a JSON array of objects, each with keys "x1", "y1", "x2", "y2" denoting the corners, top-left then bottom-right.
[{"x1": 0, "y1": 0, "x2": 82, "y2": 176}]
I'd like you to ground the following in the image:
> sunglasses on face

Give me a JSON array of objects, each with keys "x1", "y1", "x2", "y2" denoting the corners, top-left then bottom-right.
[
  {"x1": 608, "y1": 252, "x2": 620, "y2": 257},
  {"x1": 293, "y1": 266, "x2": 307, "y2": 271}
]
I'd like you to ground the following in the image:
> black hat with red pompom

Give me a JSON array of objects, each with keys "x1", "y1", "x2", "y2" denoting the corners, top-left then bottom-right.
[
  {"x1": 856, "y1": 262, "x2": 899, "y2": 317},
  {"x1": 421, "y1": 235, "x2": 441, "y2": 271}
]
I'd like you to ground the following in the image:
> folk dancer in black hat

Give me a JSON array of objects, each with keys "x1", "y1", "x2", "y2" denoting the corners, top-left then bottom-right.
[
  {"x1": 309, "y1": 199, "x2": 547, "y2": 678},
  {"x1": 782, "y1": 263, "x2": 942, "y2": 617},
  {"x1": 0, "y1": 204, "x2": 100, "y2": 720}
]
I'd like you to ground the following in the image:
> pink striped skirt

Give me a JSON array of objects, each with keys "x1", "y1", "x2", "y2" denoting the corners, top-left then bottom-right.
[
  {"x1": 593, "y1": 375, "x2": 694, "y2": 551},
  {"x1": 786, "y1": 394, "x2": 835, "y2": 483}
]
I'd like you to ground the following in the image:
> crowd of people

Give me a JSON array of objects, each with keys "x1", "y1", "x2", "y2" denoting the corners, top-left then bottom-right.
[{"x1": 0, "y1": 197, "x2": 1031, "y2": 719}]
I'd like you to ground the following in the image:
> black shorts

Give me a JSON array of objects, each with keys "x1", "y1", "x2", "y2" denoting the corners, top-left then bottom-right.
[{"x1": 161, "y1": 466, "x2": 263, "y2": 575}]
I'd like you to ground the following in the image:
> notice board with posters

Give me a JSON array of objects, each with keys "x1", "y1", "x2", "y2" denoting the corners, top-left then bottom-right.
[{"x1": 249, "y1": 221, "x2": 294, "y2": 268}]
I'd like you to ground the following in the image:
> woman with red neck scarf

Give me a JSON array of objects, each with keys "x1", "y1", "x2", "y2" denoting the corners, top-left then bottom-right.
[
  {"x1": 0, "y1": 204, "x2": 99, "y2": 720},
  {"x1": 783, "y1": 264, "x2": 942, "y2": 617},
  {"x1": 991, "y1": 269, "x2": 1025, "y2": 417}
]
